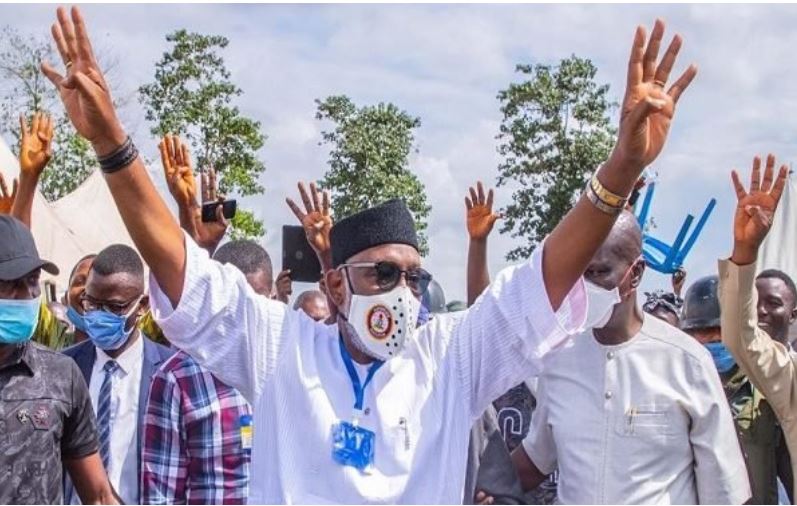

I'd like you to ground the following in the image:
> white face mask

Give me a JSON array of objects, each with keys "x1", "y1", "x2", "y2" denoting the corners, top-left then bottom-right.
[
  {"x1": 583, "y1": 281, "x2": 622, "y2": 330},
  {"x1": 343, "y1": 284, "x2": 420, "y2": 361}
]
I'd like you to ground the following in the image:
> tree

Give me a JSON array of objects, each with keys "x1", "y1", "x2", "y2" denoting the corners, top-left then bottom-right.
[
  {"x1": 316, "y1": 95, "x2": 431, "y2": 255},
  {"x1": 496, "y1": 56, "x2": 617, "y2": 261},
  {"x1": 0, "y1": 27, "x2": 103, "y2": 201},
  {"x1": 139, "y1": 30, "x2": 267, "y2": 239}
]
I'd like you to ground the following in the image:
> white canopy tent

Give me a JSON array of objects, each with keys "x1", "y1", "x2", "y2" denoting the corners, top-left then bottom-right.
[{"x1": 0, "y1": 136, "x2": 135, "y2": 288}]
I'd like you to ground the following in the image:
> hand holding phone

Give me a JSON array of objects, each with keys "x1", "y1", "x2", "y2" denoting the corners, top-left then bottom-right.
[{"x1": 202, "y1": 199, "x2": 237, "y2": 223}]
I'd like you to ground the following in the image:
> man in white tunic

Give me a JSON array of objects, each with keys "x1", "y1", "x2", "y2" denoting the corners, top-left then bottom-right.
[
  {"x1": 43, "y1": 7, "x2": 697, "y2": 503},
  {"x1": 511, "y1": 211, "x2": 751, "y2": 504}
]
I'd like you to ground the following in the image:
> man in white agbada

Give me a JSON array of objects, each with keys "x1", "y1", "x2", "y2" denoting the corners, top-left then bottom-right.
[
  {"x1": 44, "y1": 7, "x2": 697, "y2": 503},
  {"x1": 511, "y1": 211, "x2": 751, "y2": 504}
]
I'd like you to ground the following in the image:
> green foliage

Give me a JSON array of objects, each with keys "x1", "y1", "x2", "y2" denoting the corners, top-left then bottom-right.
[
  {"x1": 496, "y1": 56, "x2": 617, "y2": 261},
  {"x1": 139, "y1": 30, "x2": 267, "y2": 239},
  {"x1": 229, "y1": 209, "x2": 264, "y2": 241},
  {"x1": 0, "y1": 27, "x2": 97, "y2": 201},
  {"x1": 316, "y1": 95, "x2": 431, "y2": 255}
]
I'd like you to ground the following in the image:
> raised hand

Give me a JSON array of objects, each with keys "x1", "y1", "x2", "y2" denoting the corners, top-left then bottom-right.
[
  {"x1": 0, "y1": 173, "x2": 17, "y2": 214},
  {"x1": 159, "y1": 134, "x2": 197, "y2": 208},
  {"x1": 19, "y1": 112, "x2": 54, "y2": 177},
  {"x1": 465, "y1": 181, "x2": 501, "y2": 242},
  {"x1": 730, "y1": 154, "x2": 789, "y2": 265},
  {"x1": 189, "y1": 166, "x2": 228, "y2": 255},
  {"x1": 612, "y1": 19, "x2": 697, "y2": 172},
  {"x1": 273, "y1": 269, "x2": 293, "y2": 304},
  {"x1": 286, "y1": 182, "x2": 333, "y2": 256},
  {"x1": 41, "y1": 6, "x2": 126, "y2": 156}
]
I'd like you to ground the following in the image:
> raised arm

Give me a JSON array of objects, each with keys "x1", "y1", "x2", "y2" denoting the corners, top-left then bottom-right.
[
  {"x1": 11, "y1": 112, "x2": 54, "y2": 227},
  {"x1": 159, "y1": 134, "x2": 229, "y2": 256},
  {"x1": 719, "y1": 155, "x2": 797, "y2": 420},
  {"x1": 42, "y1": 6, "x2": 185, "y2": 306},
  {"x1": 465, "y1": 181, "x2": 500, "y2": 306},
  {"x1": 543, "y1": 19, "x2": 697, "y2": 310}
]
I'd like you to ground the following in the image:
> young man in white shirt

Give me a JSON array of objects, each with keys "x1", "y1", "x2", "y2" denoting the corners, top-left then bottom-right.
[
  {"x1": 45, "y1": 7, "x2": 697, "y2": 503},
  {"x1": 62, "y1": 245, "x2": 172, "y2": 504},
  {"x1": 511, "y1": 211, "x2": 751, "y2": 504}
]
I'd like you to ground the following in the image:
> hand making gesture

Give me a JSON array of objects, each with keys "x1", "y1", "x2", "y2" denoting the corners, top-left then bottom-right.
[
  {"x1": 159, "y1": 134, "x2": 197, "y2": 209},
  {"x1": 0, "y1": 173, "x2": 17, "y2": 215},
  {"x1": 19, "y1": 112, "x2": 54, "y2": 178},
  {"x1": 41, "y1": 6, "x2": 126, "y2": 156},
  {"x1": 730, "y1": 154, "x2": 789, "y2": 265},
  {"x1": 465, "y1": 181, "x2": 501, "y2": 242},
  {"x1": 612, "y1": 19, "x2": 698, "y2": 173},
  {"x1": 286, "y1": 182, "x2": 333, "y2": 268}
]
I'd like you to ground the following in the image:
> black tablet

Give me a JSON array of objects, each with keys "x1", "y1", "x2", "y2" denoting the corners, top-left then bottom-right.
[{"x1": 282, "y1": 225, "x2": 322, "y2": 283}]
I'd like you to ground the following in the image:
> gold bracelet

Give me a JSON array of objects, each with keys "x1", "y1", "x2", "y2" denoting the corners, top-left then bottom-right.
[
  {"x1": 584, "y1": 183, "x2": 623, "y2": 216},
  {"x1": 589, "y1": 174, "x2": 628, "y2": 209}
]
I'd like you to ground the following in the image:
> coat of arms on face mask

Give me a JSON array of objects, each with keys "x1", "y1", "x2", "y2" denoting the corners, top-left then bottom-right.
[{"x1": 366, "y1": 305, "x2": 393, "y2": 339}]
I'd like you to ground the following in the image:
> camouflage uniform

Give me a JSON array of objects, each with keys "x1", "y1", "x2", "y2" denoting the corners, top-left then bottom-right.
[
  {"x1": 725, "y1": 367, "x2": 793, "y2": 505},
  {"x1": 0, "y1": 341, "x2": 98, "y2": 504}
]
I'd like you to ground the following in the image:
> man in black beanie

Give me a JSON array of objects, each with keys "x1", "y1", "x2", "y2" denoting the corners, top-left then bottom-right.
[{"x1": 46, "y1": 7, "x2": 697, "y2": 503}]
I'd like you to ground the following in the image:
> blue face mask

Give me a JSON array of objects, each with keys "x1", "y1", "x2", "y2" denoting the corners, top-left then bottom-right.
[
  {"x1": 66, "y1": 305, "x2": 87, "y2": 333},
  {"x1": 0, "y1": 298, "x2": 40, "y2": 345},
  {"x1": 705, "y1": 342, "x2": 737, "y2": 374},
  {"x1": 83, "y1": 299, "x2": 141, "y2": 351}
]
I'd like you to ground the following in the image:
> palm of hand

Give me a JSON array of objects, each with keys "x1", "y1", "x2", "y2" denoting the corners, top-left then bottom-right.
[
  {"x1": 173, "y1": 167, "x2": 197, "y2": 206},
  {"x1": 20, "y1": 134, "x2": 50, "y2": 175},
  {"x1": 621, "y1": 83, "x2": 674, "y2": 167},
  {"x1": 0, "y1": 196, "x2": 12, "y2": 214},
  {"x1": 303, "y1": 211, "x2": 332, "y2": 252},
  {"x1": 735, "y1": 192, "x2": 777, "y2": 244},
  {"x1": 59, "y1": 61, "x2": 105, "y2": 142},
  {"x1": 467, "y1": 206, "x2": 497, "y2": 240}
]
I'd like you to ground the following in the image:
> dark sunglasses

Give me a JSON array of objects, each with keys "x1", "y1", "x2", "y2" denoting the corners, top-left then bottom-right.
[{"x1": 340, "y1": 261, "x2": 433, "y2": 296}]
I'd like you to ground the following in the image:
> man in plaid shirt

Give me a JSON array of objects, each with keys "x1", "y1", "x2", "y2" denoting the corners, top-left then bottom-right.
[{"x1": 142, "y1": 350, "x2": 251, "y2": 504}]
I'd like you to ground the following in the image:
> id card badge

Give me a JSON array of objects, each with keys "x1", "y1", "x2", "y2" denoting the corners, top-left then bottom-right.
[{"x1": 331, "y1": 418, "x2": 375, "y2": 472}]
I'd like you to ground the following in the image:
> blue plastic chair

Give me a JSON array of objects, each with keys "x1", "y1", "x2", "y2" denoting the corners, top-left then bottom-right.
[{"x1": 634, "y1": 182, "x2": 716, "y2": 274}]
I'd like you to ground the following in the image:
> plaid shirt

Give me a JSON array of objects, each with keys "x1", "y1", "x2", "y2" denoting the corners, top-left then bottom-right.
[{"x1": 142, "y1": 351, "x2": 251, "y2": 504}]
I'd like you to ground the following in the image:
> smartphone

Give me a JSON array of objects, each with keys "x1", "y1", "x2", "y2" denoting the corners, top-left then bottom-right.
[
  {"x1": 201, "y1": 199, "x2": 237, "y2": 223},
  {"x1": 282, "y1": 225, "x2": 322, "y2": 283}
]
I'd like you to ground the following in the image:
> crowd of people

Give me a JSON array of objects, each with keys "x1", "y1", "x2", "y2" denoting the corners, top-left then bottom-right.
[{"x1": 2, "y1": 6, "x2": 797, "y2": 505}]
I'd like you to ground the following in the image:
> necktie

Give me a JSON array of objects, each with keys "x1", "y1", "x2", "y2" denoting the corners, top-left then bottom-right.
[{"x1": 97, "y1": 360, "x2": 119, "y2": 471}]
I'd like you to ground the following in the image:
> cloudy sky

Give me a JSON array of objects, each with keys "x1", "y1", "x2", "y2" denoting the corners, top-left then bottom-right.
[{"x1": 3, "y1": 3, "x2": 797, "y2": 302}]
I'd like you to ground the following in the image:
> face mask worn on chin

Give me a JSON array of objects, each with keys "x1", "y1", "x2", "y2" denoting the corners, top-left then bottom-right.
[
  {"x1": 66, "y1": 305, "x2": 87, "y2": 332},
  {"x1": 704, "y1": 342, "x2": 737, "y2": 374},
  {"x1": 0, "y1": 298, "x2": 40, "y2": 345},
  {"x1": 83, "y1": 299, "x2": 141, "y2": 351},
  {"x1": 342, "y1": 284, "x2": 420, "y2": 361}
]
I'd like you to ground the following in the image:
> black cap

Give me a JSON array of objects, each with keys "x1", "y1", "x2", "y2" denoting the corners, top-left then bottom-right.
[
  {"x1": 330, "y1": 199, "x2": 419, "y2": 267},
  {"x1": 0, "y1": 215, "x2": 59, "y2": 281},
  {"x1": 680, "y1": 275, "x2": 720, "y2": 331}
]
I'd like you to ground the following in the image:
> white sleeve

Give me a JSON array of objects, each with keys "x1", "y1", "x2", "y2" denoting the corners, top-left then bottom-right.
[
  {"x1": 687, "y1": 354, "x2": 752, "y2": 504},
  {"x1": 521, "y1": 377, "x2": 557, "y2": 475},
  {"x1": 434, "y1": 242, "x2": 586, "y2": 419},
  {"x1": 149, "y1": 234, "x2": 287, "y2": 404}
]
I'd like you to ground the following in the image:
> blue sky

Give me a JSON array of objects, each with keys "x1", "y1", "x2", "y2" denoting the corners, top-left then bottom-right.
[{"x1": 4, "y1": 3, "x2": 797, "y2": 302}]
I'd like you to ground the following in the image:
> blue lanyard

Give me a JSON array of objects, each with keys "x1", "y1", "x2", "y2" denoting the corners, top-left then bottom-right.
[{"x1": 338, "y1": 336, "x2": 383, "y2": 411}]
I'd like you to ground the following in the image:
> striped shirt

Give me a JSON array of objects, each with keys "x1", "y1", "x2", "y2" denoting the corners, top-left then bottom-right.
[{"x1": 141, "y1": 350, "x2": 251, "y2": 504}]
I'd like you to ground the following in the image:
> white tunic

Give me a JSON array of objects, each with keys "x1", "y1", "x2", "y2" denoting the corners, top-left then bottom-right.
[
  {"x1": 522, "y1": 315, "x2": 752, "y2": 504},
  {"x1": 150, "y1": 236, "x2": 586, "y2": 503}
]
